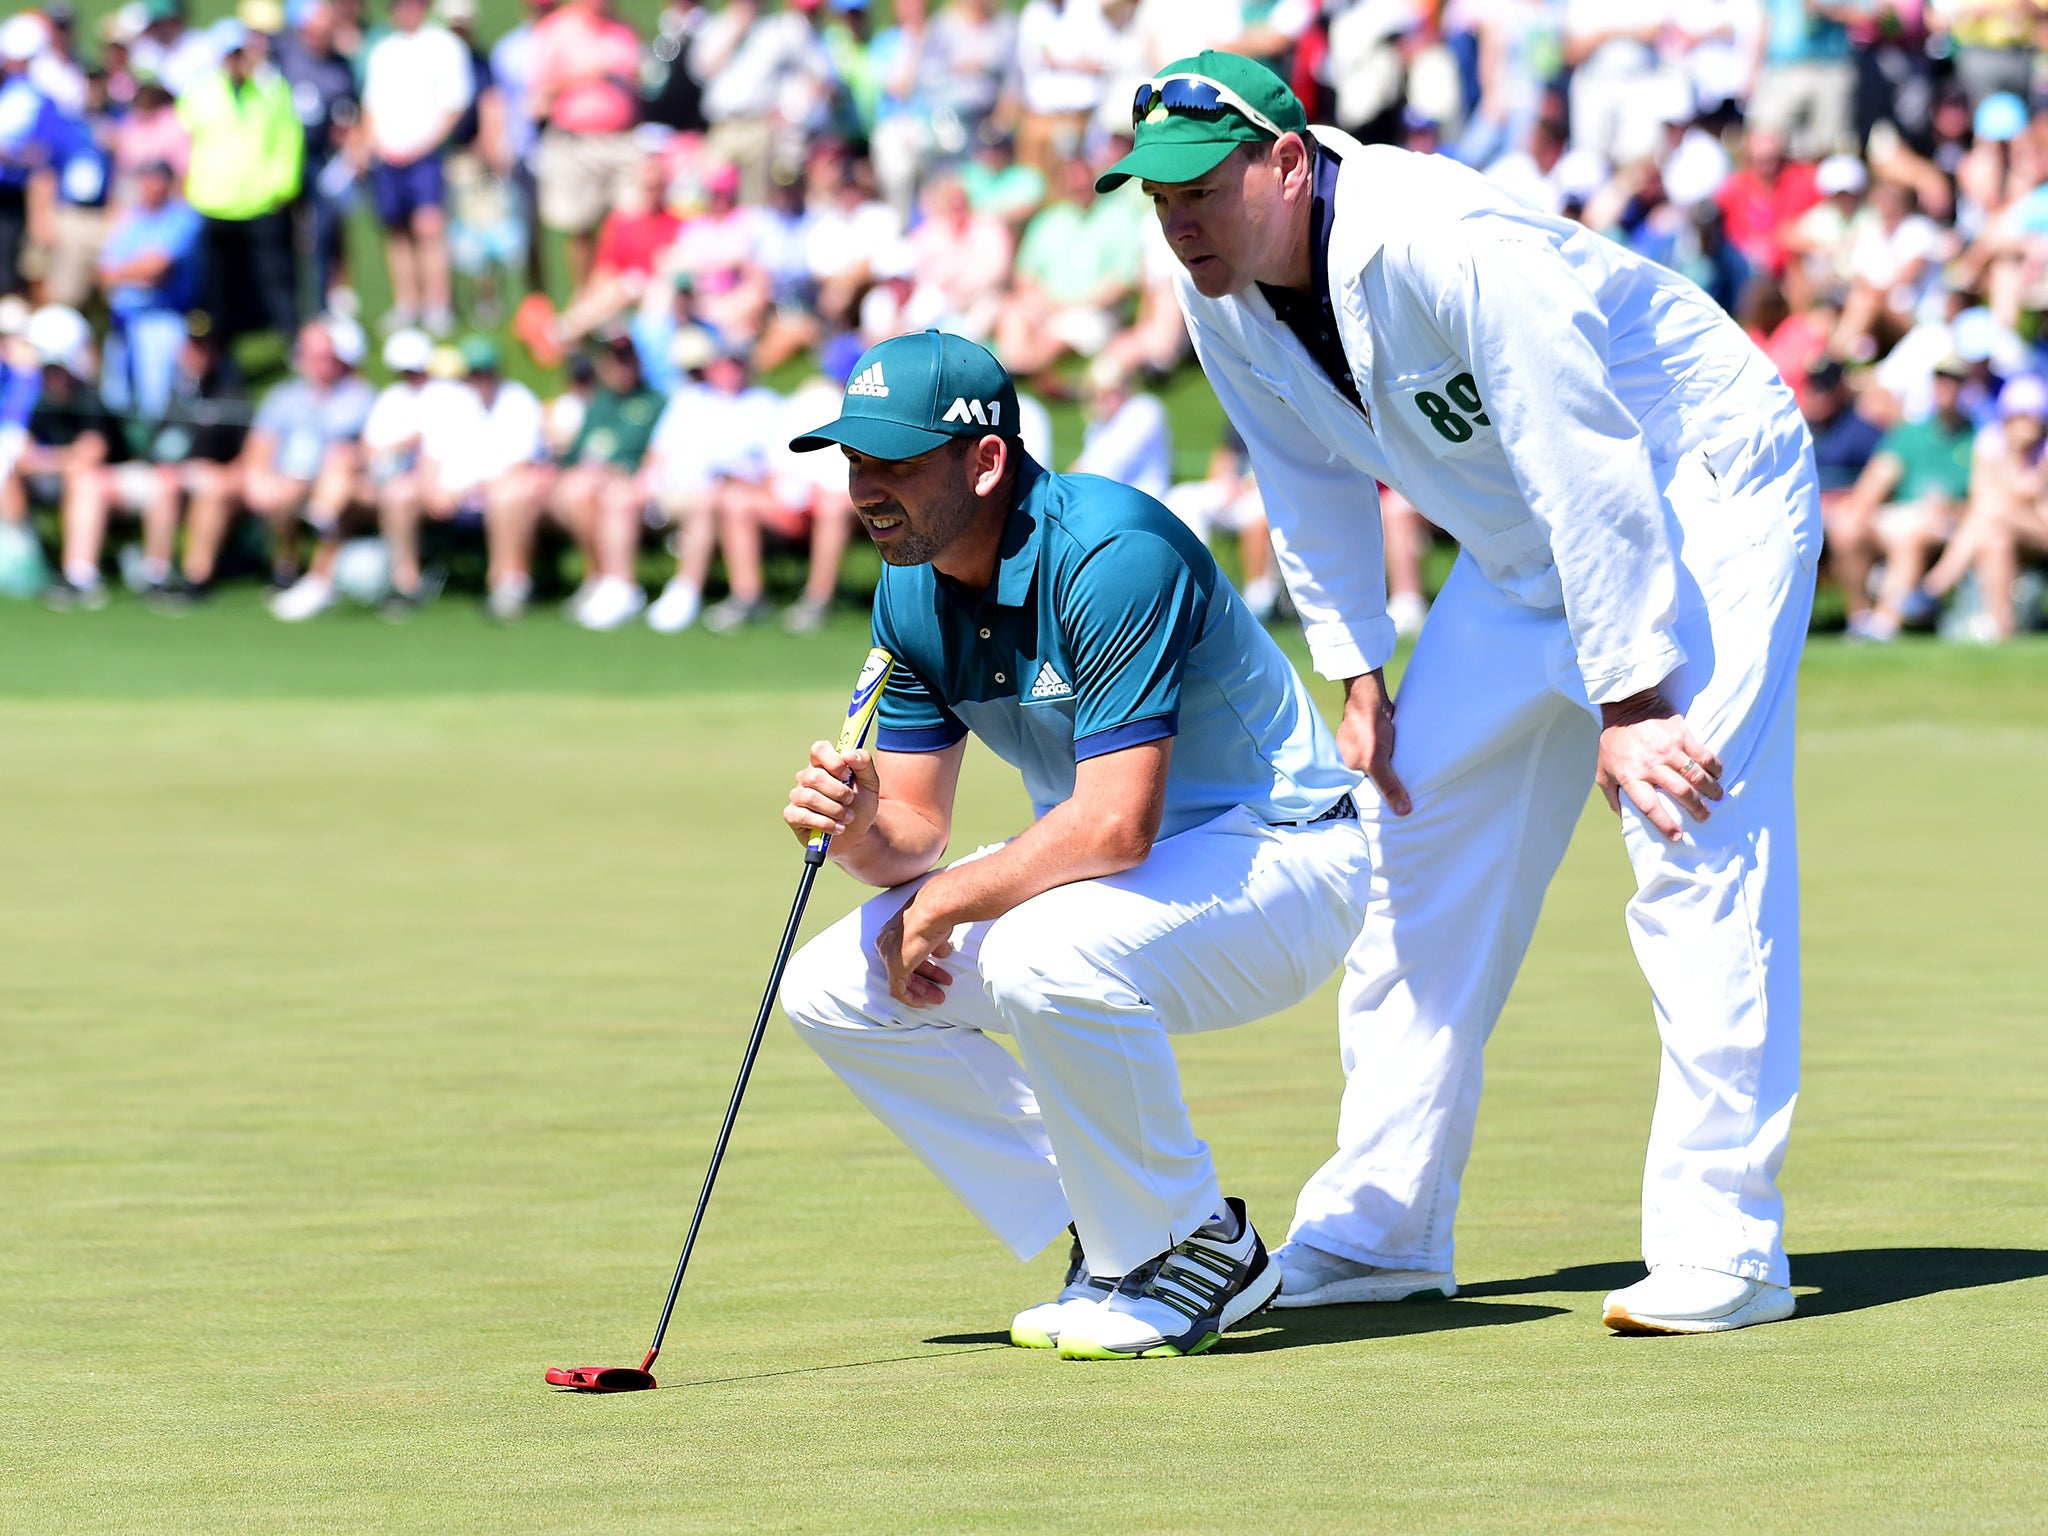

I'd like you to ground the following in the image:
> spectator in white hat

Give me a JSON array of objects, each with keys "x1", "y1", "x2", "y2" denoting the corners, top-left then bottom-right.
[
  {"x1": 378, "y1": 332, "x2": 545, "y2": 615},
  {"x1": 1785, "y1": 152, "x2": 1868, "y2": 309}
]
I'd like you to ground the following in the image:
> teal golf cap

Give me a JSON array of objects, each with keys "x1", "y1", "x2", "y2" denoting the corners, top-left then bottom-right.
[
  {"x1": 789, "y1": 330, "x2": 1021, "y2": 460},
  {"x1": 1095, "y1": 51, "x2": 1309, "y2": 193}
]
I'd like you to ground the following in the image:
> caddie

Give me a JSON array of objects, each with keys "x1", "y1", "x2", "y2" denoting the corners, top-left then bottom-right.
[
  {"x1": 1100, "y1": 54, "x2": 1821, "y2": 1334},
  {"x1": 774, "y1": 329, "x2": 1372, "y2": 1360}
]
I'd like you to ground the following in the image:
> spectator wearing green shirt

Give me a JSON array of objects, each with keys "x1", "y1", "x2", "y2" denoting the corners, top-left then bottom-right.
[
  {"x1": 994, "y1": 149, "x2": 1146, "y2": 381},
  {"x1": 511, "y1": 332, "x2": 664, "y2": 630},
  {"x1": 1828, "y1": 358, "x2": 1978, "y2": 640},
  {"x1": 177, "y1": 19, "x2": 303, "y2": 347},
  {"x1": 957, "y1": 134, "x2": 1047, "y2": 236}
]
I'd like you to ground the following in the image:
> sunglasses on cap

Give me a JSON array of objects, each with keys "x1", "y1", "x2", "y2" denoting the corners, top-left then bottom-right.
[{"x1": 1131, "y1": 74, "x2": 1288, "y2": 139}]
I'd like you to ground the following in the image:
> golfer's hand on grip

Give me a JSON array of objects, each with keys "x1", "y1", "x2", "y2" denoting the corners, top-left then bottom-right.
[{"x1": 785, "y1": 740, "x2": 881, "y2": 846}]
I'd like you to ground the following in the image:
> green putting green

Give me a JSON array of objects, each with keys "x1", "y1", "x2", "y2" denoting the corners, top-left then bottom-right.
[{"x1": 1, "y1": 595, "x2": 2043, "y2": 1533}]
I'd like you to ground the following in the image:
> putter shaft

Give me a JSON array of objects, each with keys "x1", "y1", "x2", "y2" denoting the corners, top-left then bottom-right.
[{"x1": 642, "y1": 851, "x2": 825, "y2": 1373}]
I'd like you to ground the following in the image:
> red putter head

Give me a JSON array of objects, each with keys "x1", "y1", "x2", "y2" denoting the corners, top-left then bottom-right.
[{"x1": 544, "y1": 1366, "x2": 658, "y2": 1393}]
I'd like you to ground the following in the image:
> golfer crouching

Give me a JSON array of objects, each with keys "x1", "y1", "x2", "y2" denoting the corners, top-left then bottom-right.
[{"x1": 775, "y1": 329, "x2": 1370, "y2": 1360}]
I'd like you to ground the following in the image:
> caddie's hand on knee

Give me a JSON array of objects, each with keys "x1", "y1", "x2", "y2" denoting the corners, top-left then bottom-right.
[
  {"x1": 1338, "y1": 669, "x2": 1412, "y2": 816},
  {"x1": 1595, "y1": 688, "x2": 1724, "y2": 841},
  {"x1": 784, "y1": 740, "x2": 881, "y2": 847},
  {"x1": 875, "y1": 897, "x2": 956, "y2": 1007}
]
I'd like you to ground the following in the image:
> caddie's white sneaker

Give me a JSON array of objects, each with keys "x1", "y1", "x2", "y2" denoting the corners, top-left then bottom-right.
[
  {"x1": 572, "y1": 576, "x2": 647, "y2": 632},
  {"x1": 1010, "y1": 1226, "x2": 1114, "y2": 1349},
  {"x1": 1602, "y1": 1265, "x2": 1796, "y2": 1334},
  {"x1": 268, "y1": 573, "x2": 336, "y2": 622},
  {"x1": 1057, "y1": 1198, "x2": 1279, "y2": 1360},
  {"x1": 1270, "y1": 1240, "x2": 1455, "y2": 1308}
]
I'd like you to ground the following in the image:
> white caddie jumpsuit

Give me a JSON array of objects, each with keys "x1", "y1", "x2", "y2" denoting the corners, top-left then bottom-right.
[{"x1": 1179, "y1": 132, "x2": 1821, "y2": 1287}]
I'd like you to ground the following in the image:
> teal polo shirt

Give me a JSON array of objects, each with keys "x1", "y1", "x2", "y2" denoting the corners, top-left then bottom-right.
[{"x1": 871, "y1": 458, "x2": 1360, "y2": 841}]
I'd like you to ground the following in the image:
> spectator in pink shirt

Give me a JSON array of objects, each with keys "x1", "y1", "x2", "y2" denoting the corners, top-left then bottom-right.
[
  {"x1": 110, "y1": 71, "x2": 189, "y2": 204},
  {"x1": 902, "y1": 171, "x2": 1010, "y2": 342},
  {"x1": 669, "y1": 161, "x2": 771, "y2": 350},
  {"x1": 527, "y1": 0, "x2": 641, "y2": 288}
]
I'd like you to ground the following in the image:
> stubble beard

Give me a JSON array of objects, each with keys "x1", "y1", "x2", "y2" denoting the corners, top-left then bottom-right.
[{"x1": 874, "y1": 487, "x2": 977, "y2": 567}]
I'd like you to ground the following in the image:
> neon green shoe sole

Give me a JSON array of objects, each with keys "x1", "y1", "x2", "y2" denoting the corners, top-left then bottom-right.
[
  {"x1": 1057, "y1": 1331, "x2": 1221, "y2": 1361},
  {"x1": 1009, "y1": 1325, "x2": 1056, "y2": 1349}
]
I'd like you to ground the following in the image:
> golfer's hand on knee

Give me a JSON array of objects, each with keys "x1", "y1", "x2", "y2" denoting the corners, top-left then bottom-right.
[
  {"x1": 1338, "y1": 669, "x2": 1412, "y2": 816},
  {"x1": 785, "y1": 741, "x2": 880, "y2": 847},
  {"x1": 875, "y1": 898, "x2": 955, "y2": 1007},
  {"x1": 1596, "y1": 689, "x2": 1724, "y2": 841}
]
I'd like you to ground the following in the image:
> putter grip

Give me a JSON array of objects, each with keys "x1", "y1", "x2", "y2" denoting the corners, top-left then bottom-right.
[{"x1": 806, "y1": 646, "x2": 896, "y2": 860}]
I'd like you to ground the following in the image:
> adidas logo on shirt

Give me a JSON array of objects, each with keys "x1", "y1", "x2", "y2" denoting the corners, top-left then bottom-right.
[
  {"x1": 846, "y1": 364, "x2": 889, "y2": 398},
  {"x1": 1029, "y1": 662, "x2": 1071, "y2": 699}
]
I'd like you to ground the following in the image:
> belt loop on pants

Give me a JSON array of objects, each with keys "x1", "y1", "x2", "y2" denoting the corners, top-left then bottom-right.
[{"x1": 1272, "y1": 792, "x2": 1358, "y2": 829}]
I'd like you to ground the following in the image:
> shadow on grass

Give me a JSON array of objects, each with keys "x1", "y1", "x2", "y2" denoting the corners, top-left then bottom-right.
[
  {"x1": 1222, "y1": 1297, "x2": 1566, "y2": 1353},
  {"x1": 928, "y1": 1299, "x2": 1565, "y2": 1356},
  {"x1": 595, "y1": 1344, "x2": 1010, "y2": 1392},
  {"x1": 1459, "y1": 1248, "x2": 2048, "y2": 1318}
]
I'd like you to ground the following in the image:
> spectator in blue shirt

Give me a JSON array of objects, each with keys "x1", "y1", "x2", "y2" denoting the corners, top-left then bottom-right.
[
  {"x1": 1802, "y1": 359, "x2": 1885, "y2": 496},
  {"x1": 97, "y1": 159, "x2": 205, "y2": 421},
  {"x1": 0, "y1": 16, "x2": 59, "y2": 296},
  {"x1": 27, "y1": 76, "x2": 116, "y2": 310}
]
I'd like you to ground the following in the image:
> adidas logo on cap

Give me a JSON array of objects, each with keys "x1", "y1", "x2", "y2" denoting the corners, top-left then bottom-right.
[
  {"x1": 1029, "y1": 662, "x2": 1071, "y2": 699},
  {"x1": 847, "y1": 363, "x2": 889, "y2": 398}
]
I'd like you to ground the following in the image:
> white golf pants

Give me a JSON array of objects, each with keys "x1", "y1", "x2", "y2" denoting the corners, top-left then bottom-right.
[
  {"x1": 1291, "y1": 392, "x2": 1820, "y2": 1289},
  {"x1": 780, "y1": 805, "x2": 1372, "y2": 1278}
]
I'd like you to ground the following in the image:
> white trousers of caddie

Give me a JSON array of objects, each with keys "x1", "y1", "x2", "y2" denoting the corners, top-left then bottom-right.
[
  {"x1": 1291, "y1": 378, "x2": 1820, "y2": 1289},
  {"x1": 779, "y1": 805, "x2": 1372, "y2": 1278}
]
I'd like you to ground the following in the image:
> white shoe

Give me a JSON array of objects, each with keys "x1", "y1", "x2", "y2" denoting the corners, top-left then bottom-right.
[
  {"x1": 1387, "y1": 590, "x2": 1429, "y2": 638},
  {"x1": 571, "y1": 576, "x2": 647, "y2": 631},
  {"x1": 1270, "y1": 1241, "x2": 1456, "y2": 1308},
  {"x1": 1010, "y1": 1227, "x2": 1115, "y2": 1349},
  {"x1": 268, "y1": 573, "x2": 337, "y2": 622},
  {"x1": 700, "y1": 594, "x2": 770, "y2": 634},
  {"x1": 485, "y1": 577, "x2": 530, "y2": 623},
  {"x1": 1845, "y1": 610, "x2": 1899, "y2": 643},
  {"x1": 1601, "y1": 1265, "x2": 1796, "y2": 1334},
  {"x1": 645, "y1": 578, "x2": 702, "y2": 634},
  {"x1": 1951, "y1": 611, "x2": 2001, "y2": 646},
  {"x1": 1057, "y1": 1198, "x2": 1279, "y2": 1359}
]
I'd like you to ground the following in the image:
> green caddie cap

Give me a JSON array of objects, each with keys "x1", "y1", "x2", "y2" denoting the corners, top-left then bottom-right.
[
  {"x1": 789, "y1": 330, "x2": 1021, "y2": 461},
  {"x1": 1095, "y1": 50, "x2": 1310, "y2": 194}
]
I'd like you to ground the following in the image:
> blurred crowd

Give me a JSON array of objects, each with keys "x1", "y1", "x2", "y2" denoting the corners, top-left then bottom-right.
[{"x1": 3, "y1": 0, "x2": 2048, "y2": 639}]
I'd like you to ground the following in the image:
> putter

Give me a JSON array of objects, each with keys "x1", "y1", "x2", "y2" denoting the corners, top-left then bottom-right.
[{"x1": 547, "y1": 646, "x2": 896, "y2": 1394}]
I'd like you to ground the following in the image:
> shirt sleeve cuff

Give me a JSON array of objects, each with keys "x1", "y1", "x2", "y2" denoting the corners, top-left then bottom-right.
[
  {"x1": 1578, "y1": 635, "x2": 1688, "y2": 706},
  {"x1": 876, "y1": 722, "x2": 969, "y2": 753},
  {"x1": 1303, "y1": 615, "x2": 1398, "y2": 683},
  {"x1": 1073, "y1": 713, "x2": 1179, "y2": 761}
]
